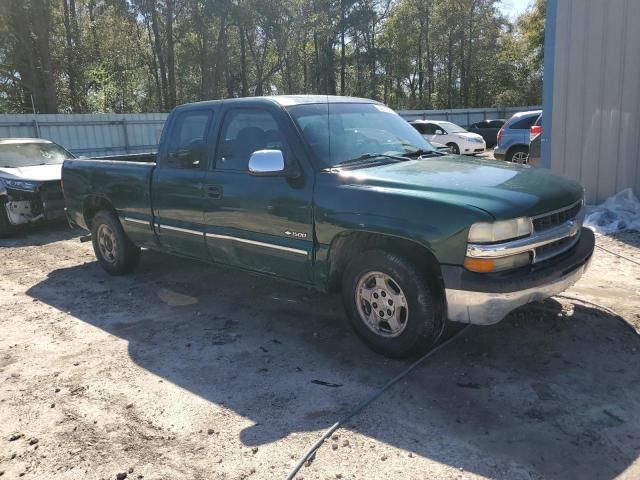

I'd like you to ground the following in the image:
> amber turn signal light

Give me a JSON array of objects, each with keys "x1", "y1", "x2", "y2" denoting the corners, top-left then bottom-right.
[{"x1": 463, "y1": 257, "x2": 496, "y2": 273}]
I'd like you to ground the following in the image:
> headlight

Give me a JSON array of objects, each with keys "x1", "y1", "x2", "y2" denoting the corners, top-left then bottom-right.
[
  {"x1": 468, "y1": 217, "x2": 532, "y2": 243},
  {"x1": 1, "y1": 178, "x2": 39, "y2": 191}
]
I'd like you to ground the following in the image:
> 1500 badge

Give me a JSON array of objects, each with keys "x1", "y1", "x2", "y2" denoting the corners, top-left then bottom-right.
[{"x1": 284, "y1": 230, "x2": 308, "y2": 239}]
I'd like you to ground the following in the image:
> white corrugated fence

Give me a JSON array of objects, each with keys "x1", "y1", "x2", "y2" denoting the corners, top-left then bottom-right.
[{"x1": 0, "y1": 106, "x2": 539, "y2": 157}]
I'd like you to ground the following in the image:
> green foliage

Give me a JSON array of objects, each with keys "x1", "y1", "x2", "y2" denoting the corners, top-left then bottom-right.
[{"x1": 0, "y1": 0, "x2": 545, "y2": 113}]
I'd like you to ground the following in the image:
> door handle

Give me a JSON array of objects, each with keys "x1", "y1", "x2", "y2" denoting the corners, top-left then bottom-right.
[{"x1": 205, "y1": 184, "x2": 223, "y2": 199}]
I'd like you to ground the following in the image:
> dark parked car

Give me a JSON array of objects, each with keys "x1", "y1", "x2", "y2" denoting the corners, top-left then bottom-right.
[
  {"x1": 466, "y1": 119, "x2": 505, "y2": 148},
  {"x1": 63, "y1": 96, "x2": 593, "y2": 357},
  {"x1": 494, "y1": 110, "x2": 542, "y2": 163}
]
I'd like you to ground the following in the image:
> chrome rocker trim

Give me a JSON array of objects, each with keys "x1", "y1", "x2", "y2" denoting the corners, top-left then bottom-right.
[
  {"x1": 205, "y1": 232, "x2": 308, "y2": 256},
  {"x1": 123, "y1": 216, "x2": 151, "y2": 226},
  {"x1": 159, "y1": 224, "x2": 203, "y2": 236}
]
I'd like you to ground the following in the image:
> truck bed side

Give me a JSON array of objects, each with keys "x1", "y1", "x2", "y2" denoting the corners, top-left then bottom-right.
[{"x1": 62, "y1": 158, "x2": 157, "y2": 248}]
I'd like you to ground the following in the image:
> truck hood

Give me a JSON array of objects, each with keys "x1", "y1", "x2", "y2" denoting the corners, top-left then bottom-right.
[
  {"x1": 0, "y1": 163, "x2": 62, "y2": 182},
  {"x1": 334, "y1": 155, "x2": 583, "y2": 220}
]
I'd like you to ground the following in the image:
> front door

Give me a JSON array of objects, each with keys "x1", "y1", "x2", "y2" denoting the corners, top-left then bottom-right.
[
  {"x1": 152, "y1": 107, "x2": 216, "y2": 258},
  {"x1": 202, "y1": 105, "x2": 313, "y2": 283}
]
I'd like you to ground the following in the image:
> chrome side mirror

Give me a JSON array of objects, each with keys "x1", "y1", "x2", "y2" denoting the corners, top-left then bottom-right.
[{"x1": 248, "y1": 149, "x2": 285, "y2": 176}]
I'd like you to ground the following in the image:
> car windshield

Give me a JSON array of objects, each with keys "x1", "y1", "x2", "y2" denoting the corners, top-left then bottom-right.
[
  {"x1": 288, "y1": 103, "x2": 435, "y2": 167},
  {"x1": 0, "y1": 142, "x2": 74, "y2": 168},
  {"x1": 437, "y1": 121, "x2": 467, "y2": 134}
]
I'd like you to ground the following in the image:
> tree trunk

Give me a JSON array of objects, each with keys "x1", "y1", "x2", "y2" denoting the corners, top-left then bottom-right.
[
  {"x1": 62, "y1": 0, "x2": 81, "y2": 112},
  {"x1": 150, "y1": 5, "x2": 168, "y2": 110},
  {"x1": 417, "y1": 18, "x2": 423, "y2": 103},
  {"x1": 31, "y1": 0, "x2": 57, "y2": 112},
  {"x1": 340, "y1": 0, "x2": 346, "y2": 95},
  {"x1": 144, "y1": 19, "x2": 163, "y2": 111},
  {"x1": 313, "y1": 31, "x2": 320, "y2": 93},
  {"x1": 193, "y1": 0, "x2": 210, "y2": 99},
  {"x1": 447, "y1": 26, "x2": 453, "y2": 108},
  {"x1": 166, "y1": 0, "x2": 177, "y2": 108},
  {"x1": 211, "y1": 17, "x2": 227, "y2": 98},
  {"x1": 239, "y1": 27, "x2": 248, "y2": 97}
]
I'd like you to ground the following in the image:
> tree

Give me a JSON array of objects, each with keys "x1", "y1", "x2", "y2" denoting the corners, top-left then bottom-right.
[{"x1": 0, "y1": 0, "x2": 545, "y2": 113}]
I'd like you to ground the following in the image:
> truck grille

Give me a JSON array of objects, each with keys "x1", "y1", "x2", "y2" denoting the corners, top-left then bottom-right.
[
  {"x1": 533, "y1": 200, "x2": 582, "y2": 232},
  {"x1": 534, "y1": 234, "x2": 580, "y2": 263}
]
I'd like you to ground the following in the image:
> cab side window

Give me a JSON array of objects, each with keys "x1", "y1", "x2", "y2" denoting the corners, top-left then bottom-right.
[
  {"x1": 166, "y1": 110, "x2": 213, "y2": 169},
  {"x1": 216, "y1": 109, "x2": 284, "y2": 172}
]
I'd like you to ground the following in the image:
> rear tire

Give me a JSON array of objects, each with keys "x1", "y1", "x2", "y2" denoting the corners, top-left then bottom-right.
[
  {"x1": 342, "y1": 249, "x2": 444, "y2": 358},
  {"x1": 446, "y1": 143, "x2": 460, "y2": 155},
  {"x1": 506, "y1": 146, "x2": 529, "y2": 164},
  {"x1": 91, "y1": 210, "x2": 140, "y2": 275}
]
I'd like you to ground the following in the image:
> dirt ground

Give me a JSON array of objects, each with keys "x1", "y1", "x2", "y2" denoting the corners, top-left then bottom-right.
[{"x1": 1, "y1": 225, "x2": 639, "y2": 480}]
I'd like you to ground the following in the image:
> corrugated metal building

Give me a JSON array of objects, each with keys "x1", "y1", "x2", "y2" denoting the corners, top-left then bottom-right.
[{"x1": 543, "y1": 0, "x2": 640, "y2": 202}]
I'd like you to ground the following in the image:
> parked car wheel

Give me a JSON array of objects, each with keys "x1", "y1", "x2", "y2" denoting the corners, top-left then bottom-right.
[
  {"x1": 446, "y1": 143, "x2": 460, "y2": 155},
  {"x1": 0, "y1": 198, "x2": 14, "y2": 238},
  {"x1": 507, "y1": 146, "x2": 529, "y2": 164},
  {"x1": 342, "y1": 250, "x2": 443, "y2": 358},
  {"x1": 91, "y1": 210, "x2": 140, "y2": 275}
]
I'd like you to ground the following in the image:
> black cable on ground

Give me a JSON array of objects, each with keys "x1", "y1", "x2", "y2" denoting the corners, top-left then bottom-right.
[
  {"x1": 284, "y1": 324, "x2": 470, "y2": 480},
  {"x1": 556, "y1": 294, "x2": 639, "y2": 335},
  {"x1": 595, "y1": 244, "x2": 640, "y2": 268}
]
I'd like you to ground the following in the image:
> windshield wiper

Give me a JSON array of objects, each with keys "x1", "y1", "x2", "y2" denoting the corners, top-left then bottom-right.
[
  {"x1": 332, "y1": 153, "x2": 410, "y2": 168},
  {"x1": 404, "y1": 148, "x2": 444, "y2": 158}
]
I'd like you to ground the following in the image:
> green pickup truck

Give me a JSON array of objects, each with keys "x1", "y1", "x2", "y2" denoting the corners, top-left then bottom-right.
[{"x1": 62, "y1": 96, "x2": 594, "y2": 357}]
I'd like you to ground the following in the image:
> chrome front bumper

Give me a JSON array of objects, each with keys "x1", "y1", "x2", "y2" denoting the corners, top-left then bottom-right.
[
  {"x1": 446, "y1": 260, "x2": 589, "y2": 325},
  {"x1": 443, "y1": 226, "x2": 595, "y2": 326}
]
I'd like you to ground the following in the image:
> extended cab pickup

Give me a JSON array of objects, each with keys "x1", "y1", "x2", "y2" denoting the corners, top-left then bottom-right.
[{"x1": 63, "y1": 96, "x2": 595, "y2": 357}]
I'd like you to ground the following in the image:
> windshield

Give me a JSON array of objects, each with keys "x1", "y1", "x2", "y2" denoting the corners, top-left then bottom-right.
[
  {"x1": 288, "y1": 103, "x2": 435, "y2": 167},
  {"x1": 437, "y1": 122, "x2": 467, "y2": 134},
  {"x1": 0, "y1": 142, "x2": 74, "y2": 168}
]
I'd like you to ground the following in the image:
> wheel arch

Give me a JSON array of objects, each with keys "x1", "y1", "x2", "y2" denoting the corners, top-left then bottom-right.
[
  {"x1": 445, "y1": 141, "x2": 459, "y2": 151},
  {"x1": 326, "y1": 230, "x2": 445, "y2": 301},
  {"x1": 82, "y1": 194, "x2": 117, "y2": 230},
  {"x1": 505, "y1": 143, "x2": 529, "y2": 161}
]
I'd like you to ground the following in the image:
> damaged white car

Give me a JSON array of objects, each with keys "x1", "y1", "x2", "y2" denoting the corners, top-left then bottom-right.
[{"x1": 0, "y1": 138, "x2": 74, "y2": 237}]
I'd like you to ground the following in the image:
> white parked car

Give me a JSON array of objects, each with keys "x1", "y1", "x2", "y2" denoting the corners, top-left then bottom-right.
[
  {"x1": 410, "y1": 120, "x2": 486, "y2": 155},
  {"x1": 0, "y1": 138, "x2": 73, "y2": 237}
]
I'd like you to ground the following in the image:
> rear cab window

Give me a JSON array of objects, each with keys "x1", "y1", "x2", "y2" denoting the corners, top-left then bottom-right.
[{"x1": 165, "y1": 109, "x2": 214, "y2": 169}]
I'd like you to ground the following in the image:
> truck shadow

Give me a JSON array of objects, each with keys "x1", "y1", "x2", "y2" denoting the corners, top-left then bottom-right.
[{"x1": 26, "y1": 250, "x2": 640, "y2": 479}]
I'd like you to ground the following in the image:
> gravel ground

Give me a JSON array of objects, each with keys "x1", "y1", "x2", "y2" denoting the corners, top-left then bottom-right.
[{"x1": 1, "y1": 224, "x2": 639, "y2": 480}]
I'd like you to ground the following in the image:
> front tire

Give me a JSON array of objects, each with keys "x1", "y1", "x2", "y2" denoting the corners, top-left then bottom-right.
[
  {"x1": 446, "y1": 143, "x2": 460, "y2": 155},
  {"x1": 91, "y1": 210, "x2": 140, "y2": 275},
  {"x1": 342, "y1": 250, "x2": 443, "y2": 358}
]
